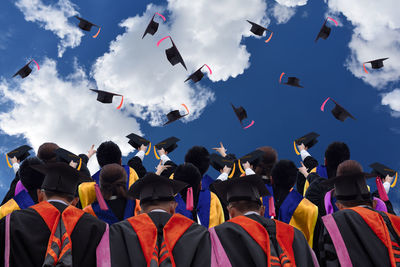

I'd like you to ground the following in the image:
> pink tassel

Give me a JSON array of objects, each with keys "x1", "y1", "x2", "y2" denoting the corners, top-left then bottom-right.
[
  {"x1": 268, "y1": 196, "x2": 276, "y2": 217},
  {"x1": 186, "y1": 187, "x2": 194, "y2": 211},
  {"x1": 376, "y1": 177, "x2": 389, "y2": 202},
  {"x1": 95, "y1": 184, "x2": 108, "y2": 211}
]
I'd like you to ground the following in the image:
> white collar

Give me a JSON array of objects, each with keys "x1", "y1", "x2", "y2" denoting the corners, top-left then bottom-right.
[
  {"x1": 47, "y1": 199, "x2": 69, "y2": 206},
  {"x1": 244, "y1": 211, "x2": 260, "y2": 216},
  {"x1": 150, "y1": 209, "x2": 168, "y2": 213}
]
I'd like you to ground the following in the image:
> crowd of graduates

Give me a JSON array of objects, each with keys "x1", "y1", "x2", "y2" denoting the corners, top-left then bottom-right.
[{"x1": 0, "y1": 136, "x2": 399, "y2": 267}]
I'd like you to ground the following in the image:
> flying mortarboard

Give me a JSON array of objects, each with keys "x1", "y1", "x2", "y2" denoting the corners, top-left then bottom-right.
[
  {"x1": 238, "y1": 150, "x2": 264, "y2": 174},
  {"x1": 13, "y1": 60, "x2": 40, "y2": 79},
  {"x1": 75, "y1": 16, "x2": 101, "y2": 38},
  {"x1": 154, "y1": 137, "x2": 180, "y2": 159},
  {"x1": 210, "y1": 153, "x2": 236, "y2": 178},
  {"x1": 320, "y1": 172, "x2": 375, "y2": 201},
  {"x1": 54, "y1": 148, "x2": 82, "y2": 171},
  {"x1": 370, "y1": 162, "x2": 398, "y2": 187},
  {"x1": 163, "y1": 109, "x2": 188, "y2": 126},
  {"x1": 126, "y1": 133, "x2": 151, "y2": 155},
  {"x1": 321, "y1": 98, "x2": 355, "y2": 122},
  {"x1": 231, "y1": 103, "x2": 248, "y2": 124},
  {"x1": 6, "y1": 145, "x2": 32, "y2": 168},
  {"x1": 293, "y1": 132, "x2": 320, "y2": 155},
  {"x1": 247, "y1": 20, "x2": 274, "y2": 43},
  {"x1": 32, "y1": 162, "x2": 88, "y2": 196},
  {"x1": 213, "y1": 174, "x2": 270, "y2": 204},
  {"x1": 284, "y1": 77, "x2": 303, "y2": 88},
  {"x1": 142, "y1": 13, "x2": 166, "y2": 39},
  {"x1": 90, "y1": 89, "x2": 124, "y2": 109},
  {"x1": 315, "y1": 18, "x2": 332, "y2": 42},
  {"x1": 184, "y1": 64, "x2": 212, "y2": 83},
  {"x1": 363, "y1": 58, "x2": 389, "y2": 73},
  {"x1": 128, "y1": 173, "x2": 188, "y2": 202},
  {"x1": 157, "y1": 36, "x2": 187, "y2": 70}
]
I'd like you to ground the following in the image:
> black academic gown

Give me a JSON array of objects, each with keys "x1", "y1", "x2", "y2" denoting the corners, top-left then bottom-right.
[
  {"x1": 214, "y1": 214, "x2": 315, "y2": 267},
  {"x1": 110, "y1": 211, "x2": 211, "y2": 267},
  {"x1": 1, "y1": 174, "x2": 19, "y2": 205},
  {"x1": 0, "y1": 201, "x2": 106, "y2": 267},
  {"x1": 127, "y1": 155, "x2": 147, "y2": 179}
]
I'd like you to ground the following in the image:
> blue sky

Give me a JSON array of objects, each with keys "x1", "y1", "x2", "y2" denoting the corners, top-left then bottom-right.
[{"x1": 0, "y1": 0, "x2": 399, "y2": 210}]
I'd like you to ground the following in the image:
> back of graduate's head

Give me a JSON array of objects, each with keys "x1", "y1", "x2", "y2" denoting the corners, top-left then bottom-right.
[
  {"x1": 140, "y1": 199, "x2": 177, "y2": 215},
  {"x1": 97, "y1": 141, "x2": 122, "y2": 167},
  {"x1": 271, "y1": 160, "x2": 298, "y2": 191},
  {"x1": 37, "y1": 142, "x2": 59, "y2": 163},
  {"x1": 100, "y1": 163, "x2": 127, "y2": 200},
  {"x1": 325, "y1": 142, "x2": 350, "y2": 178},
  {"x1": 19, "y1": 157, "x2": 45, "y2": 203},
  {"x1": 334, "y1": 160, "x2": 373, "y2": 209},
  {"x1": 184, "y1": 146, "x2": 210, "y2": 176},
  {"x1": 254, "y1": 146, "x2": 278, "y2": 178},
  {"x1": 228, "y1": 200, "x2": 264, "y2": 218},
  {"x1": 174, "y1": 163, "x2": 202, "y2": 193}
]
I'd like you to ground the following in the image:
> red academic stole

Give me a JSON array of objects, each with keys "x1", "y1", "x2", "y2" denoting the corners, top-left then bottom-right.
[
  {"x1": 31, "y1": 201, "x2": 84, "y2": 266},
  {"x1": 351, "y1": 207, "x2": 400, "y2": 266},
  {"x1": 229, "y1": 215, "x2": 296, "y2": 267},
  {"x1": 127, "y1": 213, "x2": 193, "y2": 267}
]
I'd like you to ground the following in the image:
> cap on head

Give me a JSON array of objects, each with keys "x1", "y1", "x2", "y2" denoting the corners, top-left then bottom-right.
[
  {"x1": 32, "y1": 162, "x2": 85, "y2": 196},
  {"x1": 174, "y1": 163, "x2": 202, "y2": 189},
  {"x1": 213, "y1": 175, "x2": 270, "y2": 204},
  {"x1": 128, "y1": 173, "x2": 188, "y2": 203}
]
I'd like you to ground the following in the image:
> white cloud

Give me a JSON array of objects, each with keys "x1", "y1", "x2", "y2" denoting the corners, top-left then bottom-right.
[
  {"x1": 0, "y1": 58, "x2": 141, "y2": 172},
  {"x1": 275, "y1": 0, "x2": 308, "y2": 7},
  {"x1": 93, "y1": 0, "x2": 269, "y2": 125},
  {"x1": 15, "y1": 0, "x2": 83, "y2": 57},
  {"x1": 272, "y1": 3, "x2": 296, "y2": 24},
  {"x1": 382, "y1": 89, "x2": 400, "y2": 117},
  {"x1": 327, "y1": 0, "x2": 400, "y2": 89}
]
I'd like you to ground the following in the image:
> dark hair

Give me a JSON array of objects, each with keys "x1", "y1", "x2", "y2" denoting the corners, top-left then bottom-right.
[
  {"x1": 96, "y1": 141, "x2": 122, "y2": 167},
  {"x1": 228, "y1": 200, "x2": 261, "y2": 213},
  {"x1": 19, "y1": 157, "x2": 45, "y2": 191},
  {"x1": 174, "y1": 163, "x2": 202, "y2": 192},
  {"x1": 271, "y1": 160, "x2": 298, "y2": 190},
  {"x1": 184, "y1": 146, "x2": 210, "y2": 176},
  {"x1": 100, "y1": 163, "x2": 127, "y2": 200},
  {"x1": 37, "y1": 142, "x2": 59, "y2": 163},
  {"x1": 336, "y1": 160, "x2": 363, "y2": 176},
  {"x1": 255, "y1": 146, "x2": 278, "y2": 178},
  {"x1": 44, "y1": 190, "x2": 75, "y2": 202},
  {"x1": 325, "y1": 142, "x2": 350, "y2": 178},
  {"x1": 336, "y1": 199, "x2": 372, "y2": 208}
]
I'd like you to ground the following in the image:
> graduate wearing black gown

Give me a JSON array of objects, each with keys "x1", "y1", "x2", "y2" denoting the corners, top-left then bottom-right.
[
  {"x1": 110, "y1": 173, "x2": 211, "y2": 267},
  {"x1": 211, "y1": 174, "x2": 317, "y2": 267},
  {"x1": 0, "y1": 162, "x2": 106, "y2": 267}
]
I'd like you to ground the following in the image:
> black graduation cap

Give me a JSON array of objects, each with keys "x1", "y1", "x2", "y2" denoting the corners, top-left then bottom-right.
[
  {"x1": 315, "y1": 18, "x2": 331, "y2": 42},
  {"x1": 295, "y1": 132, "x2": 320, "y2": 149},
  {"x1": 31, "y1": 162, "x2": 87, "y2": 195},
  {"x1": 231, "y1": 103, "x2": 248, "y2": 124},
  {"x1": 210, "y1": 153, "x2": 235, "y2": 172},
  {"x1": 13, "y1": 61, "x2": 33, "y2": 79},
  {"x1": 6, "y1": 145, "x2": 32, "y2": 167},
  {"x1": 369, "y1": 162, "x2": 397, "y2": 178},
  {"x1": 320, "y1": 172, "x2": 375, "y2": 201},
  {"x1": 75, "y1": 16, "x2": 99, "y2": 31},
  {"x1": 239, "y1": 150, "x2": 264, "y2": 167},
  {"x1": 128, "y1": 173, "x2": 188, "y2": 202},
  {"x1": 330, "y1": 99, "x2": 356, "y2": 122},
  {"x1": 161, "y1": 37, "x2": 187, "y2": 70},
  {"x1": 126, "y1": 133, "x2": 151, "y2": 149},
  {"x1": 184, "y1": 64, "x2": 212, "y2": 83},
  {"x1": 365, "y1": 58, "x2": 389, "y2": 69},
  {"x1": 213, "y1": 175, "x2": 270, "y2": 204},
  {"x1": 90, "y1": 89, "x2": 122, "y2": 104},
  {"x1": 246, "y1": 20, "x2": 271, "y2": 36},
  {"x1": 163, "y1": 110, "x2": 188, "y2": 125},
  {"x1": 54, "y1": 148, "x2": 83, "y2": 171},
  {"x1": 142, "y1": 14, "x2": 159, "y2": 39},
  {"x1": 284, "y1": 77, "x2": 303, "y2": 88},
  {"x1": 155, "y1": 137, "x2": 180, "y2": 153}
]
